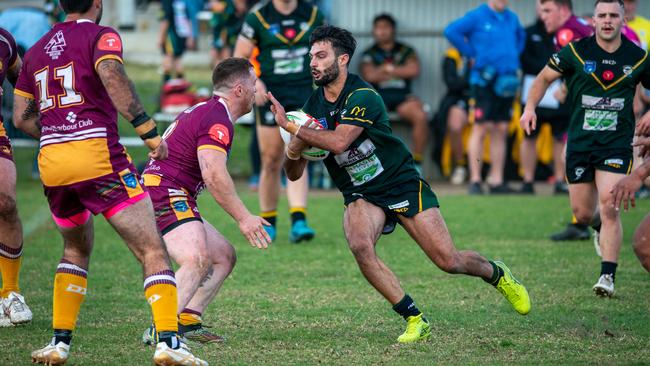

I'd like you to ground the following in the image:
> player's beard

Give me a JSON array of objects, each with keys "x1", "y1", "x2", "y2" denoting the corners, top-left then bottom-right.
[
  {"x1": 96, "y1": 4, "x2": 103, "y2": 24},
  {"x1": 313, "y1": 60, "x2": 339, "y2": 87}
]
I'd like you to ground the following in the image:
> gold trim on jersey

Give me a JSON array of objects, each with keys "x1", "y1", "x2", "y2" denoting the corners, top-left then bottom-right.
[
  {"x1": 94, "y1": 54, "x2": 123, "y2": 71},
  {"x1": 418, "y1": 180, "x2": 423, "y2": 213},
  {"x1": 13, "y1": 89, "x2": 34, "y2": 99},
  {"x1": 344, "y1": 87, "x2": 379, "y2": 105},
  {"x1": 143, "y1": 173, "x2": 162, "y2": 187},
  {"x1": 253, "y1": 5, "x2": 318, "y2": 46},
  {"x1": 197, "y1": 145, "x2": 227, "y2": 154},
  {"x1": 341, "y1": 116, "x2": 374, "y2": 125},
  {"x1": 569, "y1": 42, "x2": 649, "y2": 91}
]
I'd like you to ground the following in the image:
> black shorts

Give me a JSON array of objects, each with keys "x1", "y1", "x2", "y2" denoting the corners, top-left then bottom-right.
[
  {"x1": 344, "y1": 178, "x2": 440, "y2": 235},
  {"x1": 470, "y1": 85, "x2": 513, "y2": 123},
  {"x1": 565, "y1": 149, "x2": 633, "y2": 184},
  {"x1": 162, "y1": 31, "x2": 186, "y2": 57},
  {"x1": 526, "y1": 114, "x2": 569, "y2": 140},
  {"x1": 256, "y1": 84, "x2": 312, "y2": 127},
  {"x1": 379, "y1": 92, "x2": 409, "y2": 112}
]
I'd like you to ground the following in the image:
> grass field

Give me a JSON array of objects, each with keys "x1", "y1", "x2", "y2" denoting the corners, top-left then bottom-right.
[
  {"x1": 1, "y1": 65, "x2": 649, "y2": 365},
  {"x1": 1, "y1": 147, "x2": 649, "y2": 365}
]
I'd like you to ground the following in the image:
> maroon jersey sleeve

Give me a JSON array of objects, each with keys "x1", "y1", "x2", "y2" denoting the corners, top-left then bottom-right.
[
  {"x1": 92, "y1": 27, "x2": 124, "y2": 71},
  {"x1": 196, "y1": 117, "x2": 234, "y2": 156},
  {"x1": 14, "y1": 58, "x2": 35, "y2": 99}
]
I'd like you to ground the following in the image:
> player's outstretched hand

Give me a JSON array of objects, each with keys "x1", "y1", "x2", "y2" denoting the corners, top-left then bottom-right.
[
  {"x1": 239, "y1": 214, "x2": 272, "y2": 249},
  {"x1": 611, "y1": 171, "x2": 643, "y2": 211},
  {"x1": 267, "y1": 92, "x2": 290, "y2": 129},
  {"x1": 520, "y1": 109, "x2": 537, "y2": 136},
  {"x1": 149, "y1": 139, "x2": 168, "y2": 160}
]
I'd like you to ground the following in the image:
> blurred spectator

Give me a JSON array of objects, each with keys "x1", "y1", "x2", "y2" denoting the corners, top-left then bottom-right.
[
  {"x1": 445, "y1": 0, "x2": 525, "y2": 194},
  {"x1": 436, "y1": 47, "x2": 470, "y2": 185},
  {"x1": 0, "y1": 5, "x2": 51, "y2": 56},
  {"x1": 43, "y1": 0, "x2": 65, "y2": 23},
  {"x1": 624, "y1": 0, "x2": 650, "y2": 50},
  {"x1": 209, "y1": 0, "x2": 249, "y2": 66},
  {"x1": 360, "y1": 14, "x2": 429, "y2": 173},
  {"x1": 159, "y1": 0, "x2": 195, "y2": 85}
]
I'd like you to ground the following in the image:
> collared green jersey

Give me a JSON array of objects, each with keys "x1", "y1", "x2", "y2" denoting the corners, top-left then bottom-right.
[
  {"x1": 548, "y1": 36, "x2": 650, "y2": 152},
  {"x1": 360, "y1": 41, "x2": 416, "y2": 101},
  {"x1": 239, "y1": 0, "x2": 323, "y2": 90},
  {"x1": 301, "y1": 74, "x2": 419, "y2": 198}
]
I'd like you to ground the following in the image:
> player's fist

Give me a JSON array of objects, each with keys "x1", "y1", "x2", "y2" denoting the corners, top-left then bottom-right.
[
  {"x1": 520, "y1": 109, "x2": 537, "y2": 136},
  {"x1": 149, "y1": 139, "x2": 168, "y2": 160}
]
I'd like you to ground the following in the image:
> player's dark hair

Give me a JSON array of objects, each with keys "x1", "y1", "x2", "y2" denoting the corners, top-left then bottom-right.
[
  {"x1": 594, "y1": 0, "x2": 624, "y2": 9},
  {"x1": 310, "y1": 25, "x2": 357, "y2": 65},
  {"x1": 59, "y1": 0, "x2": 94, "y2": 14},
  {"x1": 540, "y1": 0, "x2": 573, "y2": 10},
  {"x1": 212, "y1": 57, "x2": 253, "y2": 90},
  {"x1": 373, "y1": 13, "x2": 396, "y2": 29}
]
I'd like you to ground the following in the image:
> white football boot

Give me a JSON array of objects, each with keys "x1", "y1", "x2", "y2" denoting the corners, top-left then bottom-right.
[
  {"x1": 3, "y1": 291, "x2": 32, "y2": 324},
  {"x1": 153, "y1": 340, "x2": 208, "y2": 366},
  {"x1": 593, "y1": 274, "x2": 615, "y2": 297},
  {"x1": 31, "y1": 338, "x2": 70, "y2": 365}
]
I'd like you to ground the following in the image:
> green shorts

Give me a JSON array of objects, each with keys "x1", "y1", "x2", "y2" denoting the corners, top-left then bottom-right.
[
  {"x1": 162, "y1": 31, "x2": 187, "y2": 57},
  {"x1": 565, "y1": 148, "x2": 633, "y2": 184},
  {"x1": 344, "y1": 178, "x2": 440, "y2": 235}
]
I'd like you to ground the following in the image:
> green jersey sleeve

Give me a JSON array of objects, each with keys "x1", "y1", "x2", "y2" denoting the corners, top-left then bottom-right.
[
  {"x1": 239, "y1": 11, "x2": 261, "y2": 43},
  {"x1": 547, "y1": 44, "x2": 575, "y2": 76},
  {"x1": 340, "y1": 88, "x2": 385, "y2": 128}
]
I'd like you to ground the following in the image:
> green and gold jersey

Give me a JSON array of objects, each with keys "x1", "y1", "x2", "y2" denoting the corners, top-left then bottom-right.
[
  {"x1": 548, "y1": 36, "x2": 650, "y2": 152},
  {"x1": 360, "y1": 42, "x2": 416, "y2": 99},
  {"x1": 239, "y1": 0, "x2": 324, "y2": 89},
  {"x1": 301, "y1": 74, "x2": 419, "y2": 198}
]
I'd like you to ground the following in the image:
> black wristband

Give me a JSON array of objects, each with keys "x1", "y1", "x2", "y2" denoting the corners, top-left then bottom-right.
[
  {"x1": 130, "y1": 112, "x2": 150, "y2": 127},
  {"x1": 139, "y1": 127, "x2": 159, "y2": 140}
]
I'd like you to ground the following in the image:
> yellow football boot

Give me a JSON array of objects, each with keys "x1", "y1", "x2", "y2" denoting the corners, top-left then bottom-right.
[
  {"x1": 397, "y1": 313, "x2": 431, "y2": 343},
  {"x1": 494, "y1": 261, "x2": 531, "y2": 315}
]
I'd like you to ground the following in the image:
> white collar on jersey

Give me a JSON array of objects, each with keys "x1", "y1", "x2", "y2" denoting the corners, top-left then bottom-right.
[
  {"x1": 76, "y1": 19, "x2": 94, "y2": 24},
  {"x1": 216, "y1": 96, "x2": 233, "y2": 122}
]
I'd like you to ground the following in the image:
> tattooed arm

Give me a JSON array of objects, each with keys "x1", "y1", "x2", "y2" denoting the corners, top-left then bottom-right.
[
  {"x1": 13, "y1": 96, "x2": 41, "y2": 139},
  {"x1": 96, "y1": 59, "x2": 145, "y2": 121}
]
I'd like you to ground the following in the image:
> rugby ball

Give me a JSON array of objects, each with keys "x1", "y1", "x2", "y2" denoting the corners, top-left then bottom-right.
[{"x1": 279, "y1": 111, "x2": 330, "y2": 161}]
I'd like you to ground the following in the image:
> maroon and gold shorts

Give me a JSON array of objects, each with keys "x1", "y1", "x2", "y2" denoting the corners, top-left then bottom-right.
[
  {"x1": 144, "y1": 177, "x2": 202, "y2": 235},
  {"x1": 0, "y1": 136, "x2": 13, "y2": 162},
  {"x1": 45, "y1": 166, "x2": 148, "y2": 228}
]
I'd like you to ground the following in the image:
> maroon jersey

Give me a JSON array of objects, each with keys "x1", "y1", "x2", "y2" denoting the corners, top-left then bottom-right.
[
  {"x1": 143, "y1": 96, "x2": 234, "y2": 197},
  {"x1": 0, "y1": 27, "x2": 18, "y2": 128},
  {"x1": 554, "y1": 15, "x2": 593, "y2": 51},
  {"x1": 15, "y1": 19, "x2": 129, "y2": 187}
]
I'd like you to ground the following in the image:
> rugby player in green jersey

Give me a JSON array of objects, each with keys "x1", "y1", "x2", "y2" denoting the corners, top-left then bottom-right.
[
  {"x1": 521, "y1": 0, "x2": 650, "y2": 296},
  {"x1": 267, "y1": 25, "x2": 531, "y2": 343}
]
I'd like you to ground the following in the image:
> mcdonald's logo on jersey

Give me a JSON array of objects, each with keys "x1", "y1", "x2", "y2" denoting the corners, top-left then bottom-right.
[{"x1": 350, "y1": 106, "x2": 366, "y2": 117}]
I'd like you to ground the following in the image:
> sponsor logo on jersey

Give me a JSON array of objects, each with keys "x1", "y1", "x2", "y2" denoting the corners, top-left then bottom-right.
[
  {"x1": 269, "y1": 24, "x2": 280, "y2": 35},
  {"x1": 584, "y1": 60, "x2": 597, "y2": 73},
  {"x1": 557, "y1": 28, "x2": 575, "y2": 47},
  {"x1": 45, "y1": 31, "x2": 66, "y2": 60},
  {"x1": 283, "y1": 28, "x2": 297, "y2": 39},
  {"x1": 350, "y1": 106, "x2": 366, "y2": 117},
  {"x1": 602, "y1": 70, "x2": 614, "y2": 81},
  {"x1": 581, "y1": 95, "x2": 624, "y2": 111},
  {"x1": 602, "y1": 59, "x2": 616, "y2": 65},
  {"x1": 623, "y1": 65, "x2": 633, "y2": 77},
  {"x1": 97, "y1": 32, "x2": 122, "y2": 51},
  {"x1": 604, "y1": 158, "x2": 624, "y2": 168},
  {"x1": 66, "y1": 112, "x2": 77, "y2": 123},
  {"x1": 168, "y1": 188, "x2": 187, "y2": 197},
  {"x1": 209, "y1": 124, "x2": 230, "y2": 145},
  {"x1": 317, "y1": 118, "x2": 328, "y2": 129}
]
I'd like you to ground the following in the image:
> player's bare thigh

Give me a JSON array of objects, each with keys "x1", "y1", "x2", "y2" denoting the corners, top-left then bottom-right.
[
  {"x1": 398, "y1": 208, "x2": 457, "y2": 269},
  {"x1": 595, "y1": 170, "x2": 626, "y2": 215},
  {"x1": 568, "y1": 182, "x2": 598, "y2": 223},
  {"x1": 0, "y1": 158, "x2": 18, "y2": 212},
  {"x1": 343, "y1": 199, "x2": 385, "y2": 252},
  {"x1": 163, "y1": 220, "x2": 209, "y2": 267},
  {"x1": 257, "y1": 124, "x2": 284, "y2": 165}
]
